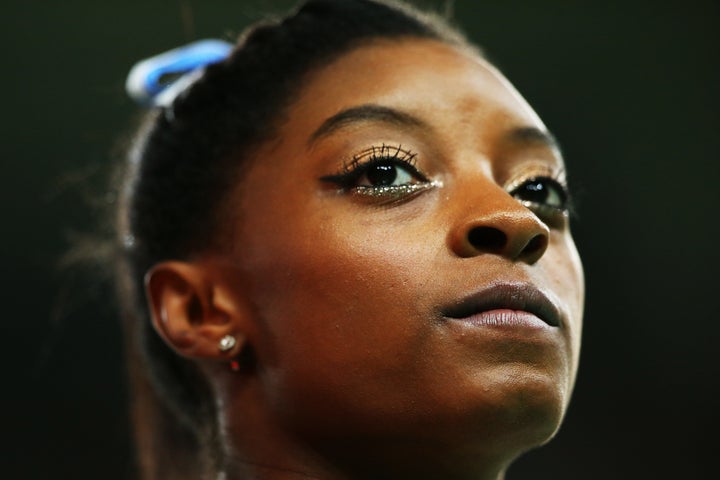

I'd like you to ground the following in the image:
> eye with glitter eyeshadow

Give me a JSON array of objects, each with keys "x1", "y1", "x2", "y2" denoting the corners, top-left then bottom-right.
[
  {"x1": 506, "y1": 173, "x2": 572, "y2": 227},
  {"x1": 319, "y1": 144, "x2": 437, "y2": 202}
]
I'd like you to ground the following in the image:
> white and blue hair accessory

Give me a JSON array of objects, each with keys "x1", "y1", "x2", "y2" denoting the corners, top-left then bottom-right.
[{"x1": 126, "y1": 39, "x2": 233, "y2": 108}]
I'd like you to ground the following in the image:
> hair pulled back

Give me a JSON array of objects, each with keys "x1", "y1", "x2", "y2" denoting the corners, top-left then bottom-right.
[{"x1": 115, "y1": 1, "x2": 469, "y2": 478}]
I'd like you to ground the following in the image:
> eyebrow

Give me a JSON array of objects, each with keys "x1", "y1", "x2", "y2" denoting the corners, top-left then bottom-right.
[
  {"x1": 503, "y1": 126, "x2": 560, "y2": 151},
  {"x1": 308, "y1": 105, "x2": 560, "y2": 155},
  {"x1": 308, "y1": 104, "x2": 428, "y2": 146}
]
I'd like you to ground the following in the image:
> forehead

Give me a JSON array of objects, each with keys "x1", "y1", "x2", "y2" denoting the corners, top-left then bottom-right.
[{"x1": 282, "y1": 39, "x2": 546, "y2": 146}]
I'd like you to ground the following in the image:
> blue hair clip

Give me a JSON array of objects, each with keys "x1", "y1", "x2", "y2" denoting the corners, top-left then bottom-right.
[{"x1": 126, "y1": 39, "x2": 233, "y2": 107}]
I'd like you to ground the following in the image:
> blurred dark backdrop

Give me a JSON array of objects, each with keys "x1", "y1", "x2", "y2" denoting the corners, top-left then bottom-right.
[{"x1": 2, "y1": 0, "x2": 718, "y2": 478}]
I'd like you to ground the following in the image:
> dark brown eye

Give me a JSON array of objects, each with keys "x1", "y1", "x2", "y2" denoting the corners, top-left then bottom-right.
[
  {"x1": 357, "y1": 161, "x2": 417, "y2": 187},
  {"x1": 363, "y1": 163, "x2": 397, "y2": 186},
  {"x1": 510, "y1": 177, "x2": 568, "y2": 210},
  {"x1": 320, "y1": 152, "x2": 428, "y2": 191},
  {"x1": 319, "y1": 146, "x2": 437, "y2": 203}
]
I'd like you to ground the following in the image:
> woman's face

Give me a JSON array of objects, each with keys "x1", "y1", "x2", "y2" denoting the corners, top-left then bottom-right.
[{"x1": 223, "y1": 39, "x2": 583, "y2": 461}]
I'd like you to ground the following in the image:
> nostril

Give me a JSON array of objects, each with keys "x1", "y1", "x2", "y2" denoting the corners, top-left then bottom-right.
[
  {"x1": 524, "y1": 234, "x2": 548, "y2": 258},
  {"x1": 467, "y1": 226, "x2": 506, "y2": 252}
]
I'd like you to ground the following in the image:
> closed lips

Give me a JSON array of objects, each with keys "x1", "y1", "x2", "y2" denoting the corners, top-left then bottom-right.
[{"x1": 441, "y1": 283, "x2": 562, "y2": 327}]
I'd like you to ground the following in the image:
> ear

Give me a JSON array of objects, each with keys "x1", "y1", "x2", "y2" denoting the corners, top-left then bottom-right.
[{"x1": 145, "y1": 261, "x2": 247, "y2": 361}]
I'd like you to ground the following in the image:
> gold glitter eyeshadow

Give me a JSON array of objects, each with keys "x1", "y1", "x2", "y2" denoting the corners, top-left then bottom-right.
[{"x1": 350, "y1": 180, "x2": 441, "y2": 200}]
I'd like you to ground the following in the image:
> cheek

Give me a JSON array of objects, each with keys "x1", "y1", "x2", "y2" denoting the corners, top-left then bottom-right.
[
  {"x1": 544, "y1": 231, "x2": 584, "y2": 375},
  {"x1": 239, "y1": 213, "x2": 442, "y2": 422}
]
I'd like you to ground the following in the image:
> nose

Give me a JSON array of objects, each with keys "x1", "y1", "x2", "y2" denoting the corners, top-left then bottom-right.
[{"x1": 449, "y1": 186, "x2": 550, "y2": 264}]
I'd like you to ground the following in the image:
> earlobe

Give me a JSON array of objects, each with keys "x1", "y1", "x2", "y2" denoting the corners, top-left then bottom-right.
[{"x1": 145, "y1": 261, "x2": 246, "y2": 361}]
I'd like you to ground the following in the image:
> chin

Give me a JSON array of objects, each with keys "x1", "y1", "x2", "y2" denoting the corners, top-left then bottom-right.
[
  {"x1": 467, "y1": 365, "x2": 572, "y2": 456},
  {"x1": 371, "y1": 373, "x2": 571, "y2": 480}
]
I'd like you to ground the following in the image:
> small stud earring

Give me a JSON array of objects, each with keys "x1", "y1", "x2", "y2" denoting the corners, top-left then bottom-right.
[{"x1": 218, "y1": 335, "x2": 237, "y2": 353}]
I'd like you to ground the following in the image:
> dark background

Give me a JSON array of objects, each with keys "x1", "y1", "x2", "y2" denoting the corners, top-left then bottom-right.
[{"x1": 3, "y1": 0, "x2": 718, "y2": 478}]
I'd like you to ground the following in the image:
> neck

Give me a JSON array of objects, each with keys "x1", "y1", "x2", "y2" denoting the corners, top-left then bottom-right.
[
  {"x1": 221, "y1": 458, "x2": 507, "y2": 480},
  {"x1": 219, "y1": 418, "x2": 510, "y2": 480},
  {"x1": 215, "y1": 379, "x2": 512, "y2": 480}
]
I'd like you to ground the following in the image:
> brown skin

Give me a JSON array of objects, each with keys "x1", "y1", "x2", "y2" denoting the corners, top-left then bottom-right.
[{"x1": 147, "y1": 39, "x2": 584, "y2": 480}]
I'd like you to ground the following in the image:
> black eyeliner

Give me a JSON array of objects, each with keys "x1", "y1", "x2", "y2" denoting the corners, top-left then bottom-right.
[{"x1": 319, "y1": 144, "x2": 424, "y2": 190}]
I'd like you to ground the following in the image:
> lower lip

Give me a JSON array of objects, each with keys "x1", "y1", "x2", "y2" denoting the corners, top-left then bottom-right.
[{"x1": 452, "y1": 309, "x2": 551, "y2": 330}]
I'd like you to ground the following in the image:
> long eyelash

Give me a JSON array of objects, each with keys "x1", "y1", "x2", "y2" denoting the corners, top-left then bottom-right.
[
  {"x1": 548, "y1": 167, "x2": 580, "y2": 219},
  {"x1": 319, "y1": 144, "x2": 422, "y2": 189},
  {"x1": 543, "y1": 172, "x2": 575, "y2": 215},
  {"x1": 343, "y1": 144, "x2": 418, "y2": 174},
  {"x1": 508, "y1": 170, "x2": 575, "y2": 221},
  {"x1": 505, "y1": 165, "x2": 566, "y2": 192}
]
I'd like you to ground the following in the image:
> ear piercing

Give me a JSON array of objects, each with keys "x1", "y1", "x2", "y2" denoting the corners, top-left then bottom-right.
[
  {"x1": 219, "y1": 335, "x2": 242, "y2": 372},
  {"x1": 218, "y1": 335, "x2": 237, "y2": 352}
]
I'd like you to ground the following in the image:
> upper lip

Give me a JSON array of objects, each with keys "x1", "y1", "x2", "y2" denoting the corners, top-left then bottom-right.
[{"x1": 441, "y1": 282, "x2": 562, "y2": 327}]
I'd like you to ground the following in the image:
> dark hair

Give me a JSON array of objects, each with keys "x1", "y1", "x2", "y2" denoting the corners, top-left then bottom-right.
[{"x1": 115, "y1": 1, "x2": 471, "y2": 477}]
